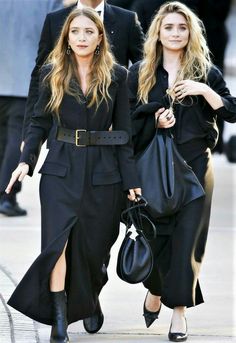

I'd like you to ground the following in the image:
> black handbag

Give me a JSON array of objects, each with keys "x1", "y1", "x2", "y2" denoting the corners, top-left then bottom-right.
[
  {"x1": 135, "y1": 129, "x2": 205, "y2": 219},
  {"x1": 117, "y1": 197, "x2": 156, "y2": 284}
]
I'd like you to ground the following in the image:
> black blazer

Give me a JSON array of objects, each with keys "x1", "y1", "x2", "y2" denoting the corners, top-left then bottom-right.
[
  {"x1": 23, "y1": 3, "x2": 144, "y2": 139},
  {"x1": 21, "y1": 64, "x2": 139, "y2": 191},
  {"x1": 107, "y1": 0, "x2": 134, "y2": 9}
]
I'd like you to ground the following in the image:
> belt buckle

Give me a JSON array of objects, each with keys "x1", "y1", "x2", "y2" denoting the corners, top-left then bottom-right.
[{"x1": 75, "y1": 129, "x2": 86, "y2": 147}]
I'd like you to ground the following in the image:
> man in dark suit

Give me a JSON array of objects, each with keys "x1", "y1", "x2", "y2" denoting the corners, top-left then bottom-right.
[
  {"x1": 107, "y1": 0, "x2": 134, "y2": 10},
  {"x1": 21, "y1": 0, "x2": 144, "y2": 334},
  {"x1": 22, "y1": 0, "x2": 144, "y2": 140}
]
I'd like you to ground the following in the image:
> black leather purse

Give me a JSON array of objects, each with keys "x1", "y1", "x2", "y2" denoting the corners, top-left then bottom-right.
[
  {"x1": 135, "y1": 129, "x2": 205, "y2": 219},
  {"x1": 117, "y1": 197, "x2": 156, "y2": 284}
]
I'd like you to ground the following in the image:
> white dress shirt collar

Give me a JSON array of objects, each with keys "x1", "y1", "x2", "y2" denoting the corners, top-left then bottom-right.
[{"x1": 77, "y1": 1, "x2": 105, "y2": 21}]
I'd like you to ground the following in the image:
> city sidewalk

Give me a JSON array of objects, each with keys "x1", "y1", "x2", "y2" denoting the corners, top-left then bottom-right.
[{"x1": 0, "y1": 154, "x2": 235, "y2": 343}]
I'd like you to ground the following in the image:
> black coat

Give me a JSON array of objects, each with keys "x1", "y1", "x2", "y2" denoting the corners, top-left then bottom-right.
[
  {"x1": 8, "y1": 65, "x2": 140, "y2": 325},
  {"x1": 23, "y1": 3, "x2": 144, "y2": 139},
  {"x1": 107, "y1": 0, "x2": 134, "y2": 10},
  {"x1": 22, "y1": 65, "x2": 139, "y2": 190}
]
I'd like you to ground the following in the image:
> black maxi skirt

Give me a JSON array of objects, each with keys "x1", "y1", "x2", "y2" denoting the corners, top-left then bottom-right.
[
  {"x1": 143, "y1": 148, "x2": 214, "y2": 308},
  {"x1": 8, "y1": 144, "x2": 123, "y2": 325}
]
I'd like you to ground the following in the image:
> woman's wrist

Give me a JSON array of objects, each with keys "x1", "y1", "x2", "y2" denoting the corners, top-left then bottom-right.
[
  {"x1": 201, "y1": 84, "x2": 224, "y2": 109},
  {"x1": 201, "y1": 83, "x2": 210, "y2": 97}
]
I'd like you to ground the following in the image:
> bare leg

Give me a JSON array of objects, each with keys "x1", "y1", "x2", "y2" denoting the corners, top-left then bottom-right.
[
  {"x1": 50, "y1": 243, "x2": 68, "y2": 292},
  {"x1": 145, "y1": 292, "x2": 161, "y2": 312},
  {"x1": 143, "y1": 291, "x2": 162, "y2": 328},
  {"x1": 170, "y1": 306, "x2": 186, "y2": 332}
]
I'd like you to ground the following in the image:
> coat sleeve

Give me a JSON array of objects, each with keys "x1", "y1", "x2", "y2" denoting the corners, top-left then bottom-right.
[
  {"x1": 127, "y1": 63, "x2": 140, "y2": 113},
  {"x1": 131, "y1": 1, "x2": 148, "y2": 33},
  {"x1": 207, "y1": 66, "x2": 236, "y2": 123},
  {"x1": 22, "y1": 14, "x2": 54, "y2": 140},
  {"x1": 128, "y1": 64, "x2": 158, "y2": 154},
  {"x1": 127, "y1": 12, "x2": 144, "y2": 64},
  {"x1": 20, "y1": 67, "x2": 53, "y2": 176},
  {"x1": 112, "y1": 66, "x2": 140, "y2": 191}
]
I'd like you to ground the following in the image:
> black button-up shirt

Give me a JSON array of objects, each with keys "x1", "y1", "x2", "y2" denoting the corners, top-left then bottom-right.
[{"x1": 128, "y1": 62, "x2": 236, "y2": 162}]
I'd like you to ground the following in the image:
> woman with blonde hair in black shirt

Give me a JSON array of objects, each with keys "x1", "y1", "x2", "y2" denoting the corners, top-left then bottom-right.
[{"x1": 128, "y1": 1, "x2": 236, "y2": 341}]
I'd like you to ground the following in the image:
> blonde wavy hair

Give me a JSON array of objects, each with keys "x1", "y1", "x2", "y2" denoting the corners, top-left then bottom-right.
[
  {"x1": 44, "y1": 8, "x2": 114, "y2": 115},
  {"x1": 138, "y1": 1, "x2": 212, "y2": 103}
]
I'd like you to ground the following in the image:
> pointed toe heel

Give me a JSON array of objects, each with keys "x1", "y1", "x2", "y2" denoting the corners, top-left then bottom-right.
[{"x1": 143, "y1": 292, "x2": 161, "y2": 328}]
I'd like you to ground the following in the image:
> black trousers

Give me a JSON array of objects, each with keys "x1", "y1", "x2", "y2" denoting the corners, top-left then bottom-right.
[
  {"x1": 144, "y1": 149, "x2": 214, "y2": 309},
  {"x1": 0, "y1": 97, "x2": 26, "y2": 202}
]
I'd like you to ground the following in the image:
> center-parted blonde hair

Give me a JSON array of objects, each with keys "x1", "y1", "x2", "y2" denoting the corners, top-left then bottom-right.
[
  {"x1": 138, "y1": 1, "x2": 212, "y2": 103},
  {"x1": 44, "y1": 8, "x2": 115, "y2": 115}
]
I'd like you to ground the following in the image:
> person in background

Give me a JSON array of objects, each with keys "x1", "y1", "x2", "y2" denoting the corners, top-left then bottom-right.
[
  {"x1": 63, "y1": 0, "x2": 77, "y2": 5},
  {"x1": 107, "y1": 0, "x2": 134, "y2": 10},
  {"x1": 22, "y1": 0, "x2": 144, "y2": 141},
  {"x1": 131, "y1": 0, "x2": 167, "y2": 33},
  {"x1": 128, "y1": 2, "x2": 236, "y2": 341},
  {"x1": 201, "y1": 0, "x2": 232, "y2": 153},
  {"x1": 0, "y1": 0, "x2": 62, "y2": 217},
  {"x1": 7, "y1": 8, "x2": 141, "y2": 343}
]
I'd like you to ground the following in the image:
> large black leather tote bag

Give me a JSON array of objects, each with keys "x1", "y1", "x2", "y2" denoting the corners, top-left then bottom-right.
[{"x1": 135, "y1": 129, "x2": 205, "y2": 218}]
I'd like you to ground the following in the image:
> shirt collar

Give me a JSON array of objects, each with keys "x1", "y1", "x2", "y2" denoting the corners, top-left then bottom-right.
[{"x1": 77, "y1": 1, "x2": 105, "y2": 21}]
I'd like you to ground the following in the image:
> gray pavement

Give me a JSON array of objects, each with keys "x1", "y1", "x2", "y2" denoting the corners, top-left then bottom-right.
[
  {"x1": 1, "y1": 5, "x2": 236, "y2": 343},
  {"x1": 0, "y1": 153, "x2": 235, "y2": 343}
]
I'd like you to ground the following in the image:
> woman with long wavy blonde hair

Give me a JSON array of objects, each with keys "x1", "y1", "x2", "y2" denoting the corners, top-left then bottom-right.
[
  {"x1": 128, "y1": 2, "x2": 236, "y2": 341},
  {"x1": 6, "y1": 7, "x2": 141, "y2": 343},
  {"x1": 45, "y1": 7, "x2": 114, "y2": 115},
  {"x1": 138, "y1": 1, "x2": 211, "y2": 104}
]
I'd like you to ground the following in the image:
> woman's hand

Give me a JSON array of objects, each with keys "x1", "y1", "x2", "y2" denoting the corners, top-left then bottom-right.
[
  {"x1": 155, "y1": 107, "x2": 176, "y2": 128},
  {"x1": 128, "y1": 188, "x2": 142, "y2": 201},
  {"x1": 5, "y1": 163, "x2": 29, "y2": 194},
  {"x1": 174, "y1": 79, "x2": 224, "y2": 109},
  {"x1": 174, "y1": 80, "x2": 208, "y2": 100}
]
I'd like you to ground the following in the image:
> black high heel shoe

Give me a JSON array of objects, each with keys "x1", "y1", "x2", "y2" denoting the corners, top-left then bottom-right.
[
  {"x1": 143, "y1": 291, "x2": 161, "y2": 328},
  {"x1": 168, "y1": 317, "x2": 188, "y2": 342}
]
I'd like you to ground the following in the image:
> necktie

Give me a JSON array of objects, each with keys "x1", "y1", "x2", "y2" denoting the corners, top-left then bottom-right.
[{"x1": 97, "y1": 10, "x2": 101, "y2": 16}]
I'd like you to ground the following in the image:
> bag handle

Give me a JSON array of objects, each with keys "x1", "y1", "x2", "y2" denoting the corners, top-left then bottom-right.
[
  {"x1": 121, "y1": 196, "x2": 157, "y2": 241},
  {"x1": 154, "y1": 119, "x2": 175, "y2": 198},
  {"x1": 121, "y1": 195, "x2": 147, "y2": 222}
]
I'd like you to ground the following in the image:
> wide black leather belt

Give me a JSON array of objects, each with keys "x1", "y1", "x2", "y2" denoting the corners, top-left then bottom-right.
[{"x1": 56, "y1": 127, "x2": 129, "y2": 147}]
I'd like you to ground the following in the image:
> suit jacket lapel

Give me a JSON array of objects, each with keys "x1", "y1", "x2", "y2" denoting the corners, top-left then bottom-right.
[{"x1": 104, "y1": 3, "x2": 116, "y2": 37}]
